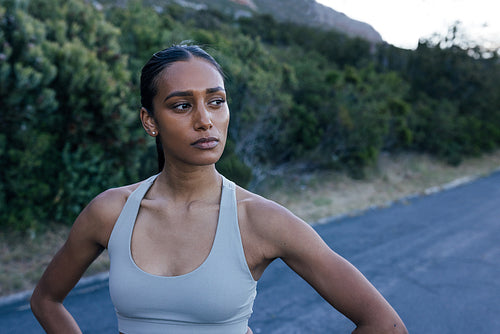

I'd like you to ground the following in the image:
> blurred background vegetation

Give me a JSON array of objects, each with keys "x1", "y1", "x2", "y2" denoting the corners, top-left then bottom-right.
[{"x1": 1, "y1": 0, "x2": 499, "y2": 232}]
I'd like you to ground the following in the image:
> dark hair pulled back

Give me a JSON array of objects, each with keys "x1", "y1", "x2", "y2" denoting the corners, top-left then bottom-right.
[{"x1": 140, "y1": 44, "x2": 224, "y2": 172}]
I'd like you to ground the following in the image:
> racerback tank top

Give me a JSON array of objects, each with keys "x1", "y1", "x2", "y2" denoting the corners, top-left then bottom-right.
[{"x1": 107, "y1": 174, "x2": 257, "y2": 334}]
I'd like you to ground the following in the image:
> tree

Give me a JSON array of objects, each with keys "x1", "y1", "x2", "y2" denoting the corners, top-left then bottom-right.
[
  {"x1": 0, "y1": 0, "x2": 59, "y2": 230},
  {"x1": 0, "y1": 0, "x2": 140, "y2": 231}
]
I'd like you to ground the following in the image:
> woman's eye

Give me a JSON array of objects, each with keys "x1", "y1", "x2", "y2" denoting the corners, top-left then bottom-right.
[
  {"x1": 209, "y1": 99, "x2": 226, "y2": 107},
  {"x1": 173, "y1": 103, "x2": 191, "y2": 111}
]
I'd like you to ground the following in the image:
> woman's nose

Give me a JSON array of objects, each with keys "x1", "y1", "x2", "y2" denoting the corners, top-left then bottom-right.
[{"x1": 193, "y1": 105, "x2": 213, "y2": 130}]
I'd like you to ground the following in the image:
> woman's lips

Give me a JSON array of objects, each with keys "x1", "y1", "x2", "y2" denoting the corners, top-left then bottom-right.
[{"x1": 191, "y1": 137, "x2": 219, "y2": 149}]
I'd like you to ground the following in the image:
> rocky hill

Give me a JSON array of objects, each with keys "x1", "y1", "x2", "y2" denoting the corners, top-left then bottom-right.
[
  {"x1": 122, "y1": 0, "x2": 383, "y2": 44},
  {"x1": 250, "y1": 0, "x2": 383, "y2": 43}
]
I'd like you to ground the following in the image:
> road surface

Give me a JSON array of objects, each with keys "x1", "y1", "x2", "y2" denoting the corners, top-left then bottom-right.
[{"x1": 1, "y1": 171, "x2": 499, "y2": 333}]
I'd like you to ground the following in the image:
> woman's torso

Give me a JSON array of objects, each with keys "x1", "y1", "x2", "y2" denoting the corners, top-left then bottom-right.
[{"x1": 106, "y1": 175, "x2": 258, "y2": 334}]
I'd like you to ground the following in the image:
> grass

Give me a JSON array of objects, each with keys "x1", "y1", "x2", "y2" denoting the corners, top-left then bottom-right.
[
  {"x1": 1, "y1": 150, "x2": 500, "y2": 297},
  {"x1": 255, "y1": 150, "x2": 500, "y2": 223},
  {"x1": 0, "y1": 228, "x2": 110, "y2": 297}
]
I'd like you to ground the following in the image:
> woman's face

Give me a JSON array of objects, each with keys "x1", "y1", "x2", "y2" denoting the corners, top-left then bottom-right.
[{"x1": 151, "y1": 57, "x2": 229, "y2": 168}]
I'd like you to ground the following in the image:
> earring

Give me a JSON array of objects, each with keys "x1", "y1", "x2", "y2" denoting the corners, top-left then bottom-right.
[{"x1": 152, "y1": 131, "x2": 156, "y2": 135}]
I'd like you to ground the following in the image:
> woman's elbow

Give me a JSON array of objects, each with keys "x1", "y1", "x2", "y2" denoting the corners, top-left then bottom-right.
[
  {"x1": 30, "y1": 285, "x2": 56, "y2": 319},
  {"x1": 30, "y1": 287, "x2": 45, "y2": 318}
]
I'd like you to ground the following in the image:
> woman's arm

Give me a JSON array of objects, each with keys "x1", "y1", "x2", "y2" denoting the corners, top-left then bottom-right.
[
  {"x1": 31, "y1": 189, "x2": 124, "y2": 333},
  {"x1": 243, "y1": 196, "x2": 408, "y2": 333},
  {"x1": 281, "y1": 224, "x2": 407, "y2": 334}
]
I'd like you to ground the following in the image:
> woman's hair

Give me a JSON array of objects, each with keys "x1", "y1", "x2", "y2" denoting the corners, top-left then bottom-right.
[{"x1": 140, "y1": 44, "x2": 224, "y2": 172}]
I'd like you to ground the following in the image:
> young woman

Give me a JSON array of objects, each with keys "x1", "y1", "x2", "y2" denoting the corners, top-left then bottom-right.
[{"x1": 31, "y1": 44, "x2": 408, "y2": 334}]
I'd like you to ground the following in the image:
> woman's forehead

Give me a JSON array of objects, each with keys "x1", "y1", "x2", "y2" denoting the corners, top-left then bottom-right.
[{"x1": 157, "y1": 58, "x2": 224, "y2": 94}]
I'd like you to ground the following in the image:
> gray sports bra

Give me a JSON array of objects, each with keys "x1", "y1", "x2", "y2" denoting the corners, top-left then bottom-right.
[{"x1": 108, "y1": 174, "x2": 257, "y2": 334}]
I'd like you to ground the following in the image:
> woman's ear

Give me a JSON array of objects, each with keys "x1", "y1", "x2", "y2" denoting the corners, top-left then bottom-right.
[{"x1": 140, "y1": 107, "x2": 158, "y2": 137}]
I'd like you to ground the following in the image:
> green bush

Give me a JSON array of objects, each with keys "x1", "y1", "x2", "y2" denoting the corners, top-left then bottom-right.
[
  {"x1": 1, "y1": 1, "x2": 499, "y2": 232},
  {"x1": 0, "y1": 0, "x2": 140, "y2": 231},
  {"x1": 216, "y1": 139, "x2": 252, "y2": 187}
]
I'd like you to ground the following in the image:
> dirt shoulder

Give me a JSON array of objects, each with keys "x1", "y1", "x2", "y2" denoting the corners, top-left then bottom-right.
[
  {"x1": 257, "y1": 151, "x2": 500, "y2": 223},
  {"x1": 1, "y1": 151, "x2": 500, "y2": 297}
]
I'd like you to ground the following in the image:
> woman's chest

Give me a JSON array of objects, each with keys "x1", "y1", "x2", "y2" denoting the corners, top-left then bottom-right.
[{"x1": 131, "y1": 201, "x2": 220, "y2": 277}]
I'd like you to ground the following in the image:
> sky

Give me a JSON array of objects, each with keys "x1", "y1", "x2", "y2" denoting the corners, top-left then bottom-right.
[{"x1": 316, "y1": 0, "x2": 500, "y2": 50}]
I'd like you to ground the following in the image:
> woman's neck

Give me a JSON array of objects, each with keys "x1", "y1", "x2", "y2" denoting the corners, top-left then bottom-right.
[{"x1": 154, "y1": 163, "x2": 222, "y2": 203}]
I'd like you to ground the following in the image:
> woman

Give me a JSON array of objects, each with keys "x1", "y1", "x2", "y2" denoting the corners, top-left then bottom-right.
[{"x1": 31, "y1": 44, "x2": 408, "y2": 334}]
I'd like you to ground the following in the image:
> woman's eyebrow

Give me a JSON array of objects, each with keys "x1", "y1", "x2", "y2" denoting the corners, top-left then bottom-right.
[
  {"x1": 163, "y1": 87, "x2": 225, "y2": 102},
  {"x1": 206, "y1": 86, "x2": 225, "y2": 94},
  {"x1": 163, "y1": 91, "x2": 193, "y2": 102}
]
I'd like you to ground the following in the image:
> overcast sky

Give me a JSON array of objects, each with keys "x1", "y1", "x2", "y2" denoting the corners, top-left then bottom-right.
[{"x1": 316, "y1": 0, "x2": 500, "y2": 50}]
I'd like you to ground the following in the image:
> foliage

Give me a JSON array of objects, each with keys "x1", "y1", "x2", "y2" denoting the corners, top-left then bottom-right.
[
  {"x1": 216, "y1": 139, "x2": 252, "y2": 187},
  {"x1": 403, "y1": 25, "x2": 500, "y2": 162},
  {"x1": 1, "y1": 0, "x2": 500, "y2": 231},
  {"x1": 0, "y1": 0, "x2": 140, "y2": 230}
]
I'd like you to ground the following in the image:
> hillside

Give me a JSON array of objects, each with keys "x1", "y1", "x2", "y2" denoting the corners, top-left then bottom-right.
[
  {"x1": 188, "y1": 0, "x2": 383, "y2": 43},
  {"x1": 2, "y1": 0, "x2": 500, "y2": 297},
  {"x1": 114, "y1": 0, "x2": 383, "y2": 43},
  {"x1": 3, "y1": 0, "x2": 499, "y2": 233},
  {"x1": 251, "y1": 0, "x2": 383, "y2": 43}
]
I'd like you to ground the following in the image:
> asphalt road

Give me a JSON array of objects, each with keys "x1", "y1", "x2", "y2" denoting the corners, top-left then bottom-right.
[{"x1": 1, "y1": 170, "x2": 499, "y2": 333}]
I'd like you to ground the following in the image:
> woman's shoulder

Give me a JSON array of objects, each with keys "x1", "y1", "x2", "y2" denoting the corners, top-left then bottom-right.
[
  {"x1": 91, "y1": 182, "x2": 138, "y2": 211},
  {"x1": 234, "y1": 184, "x2": 315, "y2": 262},
  {"x1": 235, "y1": 186, "x2": 288, "y2": 217},
  {"x1": 235, "y1": 185, "x2": 303, "y2": 233},
  {"x1": 76, "y1": 179, "x2": 147, "y2": 236}
]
